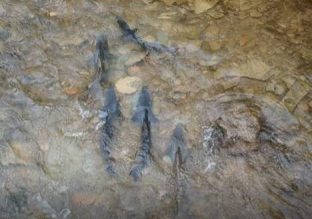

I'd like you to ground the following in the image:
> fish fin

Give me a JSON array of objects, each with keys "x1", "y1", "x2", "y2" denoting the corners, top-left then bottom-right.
[
  {"x1": 132, "y1": 109, "x2": 158, "y2": 124},
  {"x1": 129, "y1": 165, "x2": 143, "y2": 181},
  {"x1": 131, "y1": 110, "x2": 144, "y2": 124},
  {"x1": 148, "y1": 111, "x2": 158, "y2": 123}
]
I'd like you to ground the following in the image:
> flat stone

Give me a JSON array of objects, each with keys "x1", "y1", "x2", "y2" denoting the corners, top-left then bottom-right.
[
  {"x1": 71, "y1": 192, "x2": 98, "y2": 206},
  {"x1": 235, "y1": 58, "x2": 272, "y2": 80},
  {"x1": 192, "y1": 0, "x2": 219, "y2": 14},
  {"x1": 266, "y1": 81, "x2": 286, "y2": 96},
  {"x1": 207, "y1": 7, "x2": 225, "y2": 18},
  {"x1": 115, "y1": 76, "x2": 142, "y2": 94},
  {"x1": 282, "y1": 80, "x2": 310, "y2": 112},
  {"x1": 160, "y1": 0, "x2": 188, "y2": 5},
  {"x1": 202, "y1": 23, "x2": 219, "y2": 40},
  {"x1": 8, "y1": 129, "x2": 39, "y2": 163},
  {"x1": 240, "y1": 0, "x2": 262, "y2": 11},
  {"x1": 0, "y1": 28, "x2": 10, "y2": 41},
  {"x1": 63, "y1": 86, "x2": 81, "y2": 96}
]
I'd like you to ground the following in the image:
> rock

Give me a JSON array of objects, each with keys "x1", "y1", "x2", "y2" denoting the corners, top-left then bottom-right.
[
  {"x1": 239, "y1": 34, "x2": 249, "y2": 46},
  {"x1": 28, "y1": 193, "x2": 58, "y2": 219},
  {"x1": 115, "y1": 76, "x2": 142, "y2": 94},
  {"x1": 156, "y1": 31, "x2": 169, "y2": 44},
  {"x1": 261, "y1": 101, "x2": 300, "y2": 147},
  {"x1": 71, "y1": 192, "x2": 98, "y2": 206},
  {"x1": 282, "y1": 80, "x2": 310, "y2": 112},
  {"x1": 208, "y1": 40, "x2": 222, "y2": 51},
  {"x1": 202, "y1": 23, "x2": 219, "y2": 40},
  {"x1": 202, "y1": 124, "x2": 224, "y2": 151},
  {"x1": 51, "y1": 33, "x2": 85, "y2": 47},
  {"x1": 59, "y1": 209, "x2": 71, "y2": 219},
  {"x1": 18, "y1": 65, "x2": 67, "y2": 103},
  {"x1": 234, "y1": 58, "x2": 272, "y2": 80},
  {"x1": 250, "y1": 10, "x2": 262, "y2": 18},
  {"x1": 39, "y1": 143, "x2": 50, "y2": 152},
  {"x1": 0, "y1": 28, "x2": 10, "y2": 41},
  {"x1": 124, "y1": 52, "x2": 147, "y2": 66},
  {"x1": 218, "y1": 103, "x2": 260, "y2": 143},
  {"x1": 63, "y1": 86, "x2": 81, "y2": 96},
  {"x1": 240, "y1": 0, "x2": 262, "y2": 11},
  {"x1": 160, "y1": 0, "x2": 188, "y2": 5},
  {"x1": 48, "y1": 12, "x2": 58, "y2": 17},
  {"x1": 207, "y1": 6, "x2": 225, "y2": 18},
  {"x1": 127, "y1": 65, "x2": 142, "y2": 75},
  {"x1": 158, "y1": 11, "x2": 177, "y2": 19},
  {"x1": 266, "y1": 81, "x2": 286, "y2": 96},
  {"x1": 193, "y1": 0, "x2": 219, "y2": 14},
  {"x1": 8, "y1": 129, "x2": 39, "y2": 163}
]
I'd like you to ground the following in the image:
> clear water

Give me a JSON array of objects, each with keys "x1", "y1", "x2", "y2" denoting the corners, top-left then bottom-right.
[{"x1": 0, "y1": 0, "x2": 311, "y2": 218}]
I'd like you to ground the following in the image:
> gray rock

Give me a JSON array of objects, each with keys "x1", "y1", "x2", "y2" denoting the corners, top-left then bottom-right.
[{"x1": 0, "y1": 28, "x2": 10, "y2": 41}]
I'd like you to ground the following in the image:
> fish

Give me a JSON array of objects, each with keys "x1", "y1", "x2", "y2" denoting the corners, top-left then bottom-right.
[
  {"x1": 99, "y1": 87, "x2": 122, "y2": 176},
  {"x1": 87, "y1": 33, "x2": 112, "y2": 107},
  {"x1": 93, "y1": 33, "x2": 111, "y2": 84},
  {"x1": 116, "y1": 17, "x2": 176, "y2": 54},
  {"x1": 132, "y1": 86, "x2": 158, "y2": 124},
  {"x1": 116, "y1": 16, "x2": 138, "y2": 42},
  {"x1": 130, "y1": 109, "x2": 152, "y2": 181},
  {"x1": 166, "y1": 123, "x2": 189, "y2": 167}
]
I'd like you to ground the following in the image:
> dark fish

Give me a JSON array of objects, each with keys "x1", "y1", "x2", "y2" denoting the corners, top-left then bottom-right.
[
  {"x1": 116, "y1": 17, "x2": 176, "y2": 54},
  {"x1": 166, "y1": 123, "x2": 189, "y2": 167},
  {"x1": 100, "y1": 87, "x2": 122, "y2": 121},
  {"x1": 132, "y1": 87, "x2": 158, "y2": 124},
  {"x1": 99, "y1": 87, "x2": 122, "y2": 176},
  {"x1": 87, "y1": 34, "x2": 111, "y2": 106},
  {"x1": 116, "y1": 16, "x2": 138, "y2": 42},
  {"x1": 93, "y1": 33, "x2": 111, "y2": 84},
  {"x1": 130, "y1": 109, "x2": 152, "y2": 181}
]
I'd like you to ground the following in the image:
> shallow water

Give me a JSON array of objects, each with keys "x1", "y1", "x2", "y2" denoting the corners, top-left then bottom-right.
[{"x1": 0, "y1": 0, "x2": 311, "y2": 218}]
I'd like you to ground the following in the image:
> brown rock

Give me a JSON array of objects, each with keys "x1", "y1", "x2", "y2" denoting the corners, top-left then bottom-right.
[
  {"x1": 115, "y1": 76, "x2": 142, "y2": 94},
  {"x1": 63, "y1": 86, "x2": 81, "y2": 96},
  {"x1": 192, "y1": 0, "x2": 219, "y2": 14},
  {"x1": 71, "y1": 192, "x2": 98, "y2": 206},
  {"x1": 282, "y1": 80, "x2": 310, "y2": 112},
  {"x1": 218, "y1": 103, "x2": 260, "y2": 143}
]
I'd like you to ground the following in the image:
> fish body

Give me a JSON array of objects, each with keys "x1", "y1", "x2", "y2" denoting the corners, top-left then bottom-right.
[
  {"x1": 100, "y1": 87, "x2": 122, "y2": 121},
  {"x1": 130, "y1": 109, "x2": 152, "y2": 181},
  {"x1": 93, "y1": 33, "x2": 111, "y2": 84},
  {"x1": 116, "y1": 16, "x2": 138, "y2": 42},
  {"x1": 116, "y1": 17, "x2": 176, "y2": 54},
  {"x1": 132, "y1": 87, "x2": 158, "y2": 124},
  {"x1": 99, "y1": 87, "x2": 122, "y2": 176},
  {"x1": 166, "y1": 123, "x2": 189, "y2": 167}
]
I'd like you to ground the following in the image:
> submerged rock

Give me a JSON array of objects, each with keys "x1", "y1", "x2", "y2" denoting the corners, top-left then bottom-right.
[
  {"x1": 218, "y1": 103, "x2": 260, "y2": 144},
  {"x1": 115, "y1": 76, "x2": 142, "y2": 94},
  {"x1": 192, "y1": 0, "x2": 219, "y2": 14},
  {"x1": 0, "y1": 28, "x2": 10, "y2": 41},
  {"x1": 237, "y1": 58, "x2": 272, "y2": 80},
  {"x1": 282, "y1": 80, "x2": 310, "y2": 112},
  {"x1": 159, "y1": 0, "x2": 219, "y2": 14},
  {"x1": 124, "y1": 52, "x2": 147, "y2": 66}
]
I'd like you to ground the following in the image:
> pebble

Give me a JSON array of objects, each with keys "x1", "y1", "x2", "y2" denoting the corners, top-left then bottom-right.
[
  {"x1": 115, "y1": 76, "x2": 142, "y2": 94},
  {"x1": 0, "y1": 28, "x2": 10, "y2": 41},
  {"x1": 192, "y1": 0, "x2": 219, "y2": 14}
]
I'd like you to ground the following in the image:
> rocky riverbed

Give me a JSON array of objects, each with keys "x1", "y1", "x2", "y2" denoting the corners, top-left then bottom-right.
[{"x1": 0, "y1": 0, "x2": 311, "y2": 218}]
